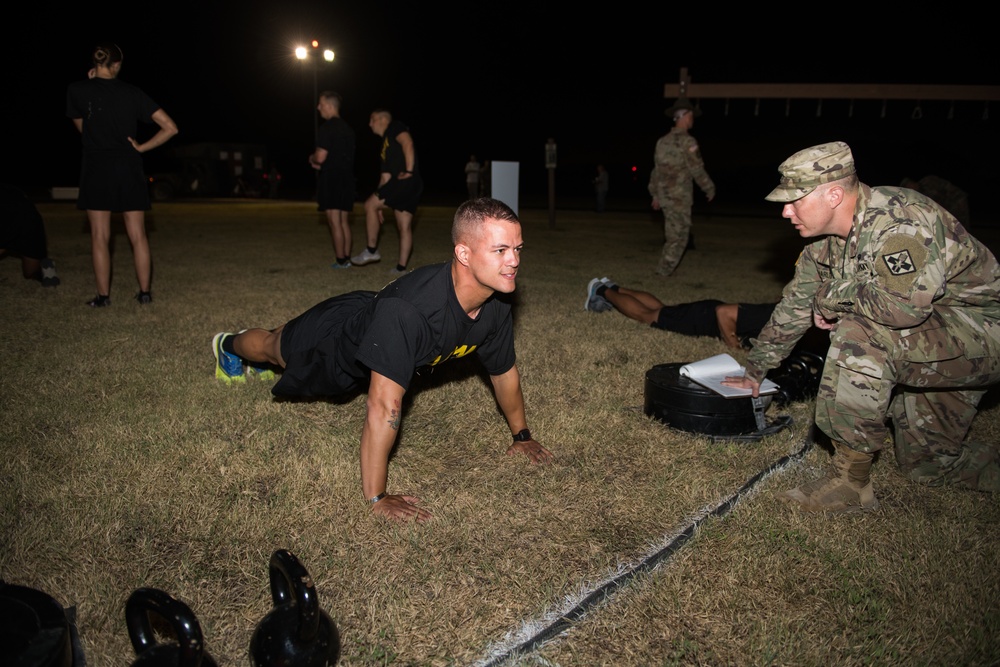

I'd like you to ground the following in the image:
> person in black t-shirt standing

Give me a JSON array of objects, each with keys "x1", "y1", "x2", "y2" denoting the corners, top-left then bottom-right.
[
  {"x1": 309, "y1": 91, "x2": 356, "y2": 268},
  {"x1": 351, "y1": 109, "x2": 423, "y2": 275},
  {"x1": 66, "y1": 42, "x2": 178, "y2": 307},
  {"x1": 212, "y1": 198, "x2": 552, "y2": 523}
]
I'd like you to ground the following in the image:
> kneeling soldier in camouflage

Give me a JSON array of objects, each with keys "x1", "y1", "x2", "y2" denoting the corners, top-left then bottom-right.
[{"x1": 722, "y1": 141, "x2": 1000, "y2": 512}]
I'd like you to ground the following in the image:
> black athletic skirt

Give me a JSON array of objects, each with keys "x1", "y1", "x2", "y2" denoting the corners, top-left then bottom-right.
[{"x1": 77, "y1": 150, "x2": 150, "y2": 212}]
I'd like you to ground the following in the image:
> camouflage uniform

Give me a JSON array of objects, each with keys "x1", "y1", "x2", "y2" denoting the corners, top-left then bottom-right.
[
  {"x1": 748, "y1": 167, "x2": 1000, "y2": 492},
  {"x1": 647, "y1": 121, "x2": 715, "y2": 276},
  {"x1": 902, "y1": 175, "x2": 971, "y2": 228}
]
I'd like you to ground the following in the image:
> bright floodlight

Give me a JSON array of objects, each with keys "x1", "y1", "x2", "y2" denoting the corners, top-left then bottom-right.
[
  {"x1": 323, "y1": 49, "x2": 335, "y2": 62},
  {"x1": 295, "y1": 46, "x2": 308, "y2": 60}
]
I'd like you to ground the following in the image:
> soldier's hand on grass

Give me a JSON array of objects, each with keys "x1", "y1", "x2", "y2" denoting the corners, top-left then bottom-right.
[
  {"x1": 371, "y1": 494, "x2": 432, "y2": 523},
  {"x1": 507, "y1": 439, "x2": 553, "y2": 464}
]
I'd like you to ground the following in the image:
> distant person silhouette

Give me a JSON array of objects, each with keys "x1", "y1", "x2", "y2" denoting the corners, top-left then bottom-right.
[
  {"x1": 593, "y1": 164, "x2": 609, "y2": 212},
  {"x1": 464, "y1": 154, "x2": 481, "y2": 200},
  {"x1": 267, "y1": 163, "x2": 281, "y2": 199}
]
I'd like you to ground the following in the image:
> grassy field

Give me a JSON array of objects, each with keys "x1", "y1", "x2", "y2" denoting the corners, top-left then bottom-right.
[{"x1": 2, "y1": 199, "x2": 999, "y2": 666}]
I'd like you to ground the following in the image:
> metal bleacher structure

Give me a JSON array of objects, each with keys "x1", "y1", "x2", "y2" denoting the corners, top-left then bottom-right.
[
  {"x1": 667, "y1": 67, "x2": 1000, "y2": 119},
  {"x1": 658, "y1": 69, "x2": 1000, "y2": 223}
]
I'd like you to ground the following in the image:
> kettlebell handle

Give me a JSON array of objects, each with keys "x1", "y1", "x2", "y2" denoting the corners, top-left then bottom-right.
[
  {"x1": 268, "y1": 549, "x2": 321, "y2": 641},
  {"x1": 125, "y1": 587, "x2": 206, "y2": 665}
]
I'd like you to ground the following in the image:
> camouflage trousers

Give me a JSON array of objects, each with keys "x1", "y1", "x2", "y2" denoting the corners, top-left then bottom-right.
[
  {"x1": 814, "y1": 314, "x2": 1000, "y2": 492},
  {"x1": 656, "y1": 205, "x2": 691, "y2": 276}
]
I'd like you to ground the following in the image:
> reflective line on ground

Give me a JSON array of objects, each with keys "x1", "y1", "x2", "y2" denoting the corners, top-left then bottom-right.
[{"x1": 474, "y1": 427, "x2": 816, "y2": 667}]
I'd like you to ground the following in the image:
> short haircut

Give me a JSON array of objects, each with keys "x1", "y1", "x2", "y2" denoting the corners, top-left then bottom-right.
[
  {"x1": 452, "y1": 197, "x2": 519, "y2": 245},
  {"x1": 819, "y1": 174, "x2": 860, "y2": 197},
  {"x1": 319, "y1": 91, "x2": 342, "y2": 107}
]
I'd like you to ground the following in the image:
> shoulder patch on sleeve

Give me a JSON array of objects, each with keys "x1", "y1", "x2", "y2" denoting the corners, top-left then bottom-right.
[
  {"x1": 875, "y1": 234, "x2": 927, "y2": 293},
  {"x1": 883, "y1": 249, "x2": 915, "y2": 275}
]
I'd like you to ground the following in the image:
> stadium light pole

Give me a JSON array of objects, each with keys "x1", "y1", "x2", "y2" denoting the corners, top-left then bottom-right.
[{"x1": 295, "y1": 40, "x2": 335, "y2": 146}]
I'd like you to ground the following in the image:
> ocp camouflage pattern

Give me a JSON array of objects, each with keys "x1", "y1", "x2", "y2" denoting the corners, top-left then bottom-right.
[{"x1": 746, "y1": 184, "x2": 1000, "y2": 489}]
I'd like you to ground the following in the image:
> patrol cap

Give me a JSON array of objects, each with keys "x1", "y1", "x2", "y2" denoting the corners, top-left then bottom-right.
[
  {"x1": 765, "y1": 141, "x2": 856, "y2": 202},
  {"x1": 665, "y1": 96, "x2": 701, "y2": 120}
]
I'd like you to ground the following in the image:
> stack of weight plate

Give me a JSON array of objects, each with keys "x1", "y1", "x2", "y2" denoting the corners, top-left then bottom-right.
[{"x1": 643, "y1": 362, "x2": 773, "y2": 436}]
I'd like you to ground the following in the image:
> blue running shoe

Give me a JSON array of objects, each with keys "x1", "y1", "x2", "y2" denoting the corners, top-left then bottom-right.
[
  {"x1": 585, "y1": 278, "x2": 612, "y2": 312},
  {"x1": 212, "y1": 332, "x2": 246, "y2": 384}
]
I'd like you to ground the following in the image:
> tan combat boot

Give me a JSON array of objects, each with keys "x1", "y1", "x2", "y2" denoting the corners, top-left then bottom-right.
[{"x1": 781, "y1": 442, "x2": 879, "y2": 513}]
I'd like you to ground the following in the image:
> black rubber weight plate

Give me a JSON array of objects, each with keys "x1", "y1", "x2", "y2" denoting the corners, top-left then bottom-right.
[{"x1": 643, "y1": 362, "x2": 770, "y2": 436}]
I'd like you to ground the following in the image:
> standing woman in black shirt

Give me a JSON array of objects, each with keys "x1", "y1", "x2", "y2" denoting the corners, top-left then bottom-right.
[{"x1": 66, "y1": 43, "x2": 178, "y2": 307}]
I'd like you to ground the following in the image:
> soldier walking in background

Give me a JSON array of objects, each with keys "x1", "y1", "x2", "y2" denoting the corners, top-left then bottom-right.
[
  {"x1": 723, "y1": 141, "x2": 1000, "y2": 513},
  {"x1": 647, "y1": 96, "x2": 715, "y2": 276}
]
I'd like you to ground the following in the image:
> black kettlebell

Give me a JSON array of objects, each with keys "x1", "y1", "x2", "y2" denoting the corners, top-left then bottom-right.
[
  {"x1": 249, "y1": 549, "x2": 340, "y2": 667},
  {"x1": 768, "y1": 350, "x2": 826, "y2": 405},
  {"x1": 0, "y1": 581, "x2": 74, "y2": 667},
  {"x1": 126, "y1": 587, "x2": 217, "y2": 667}
]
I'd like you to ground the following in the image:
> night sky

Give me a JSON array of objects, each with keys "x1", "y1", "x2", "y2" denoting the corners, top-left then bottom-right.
[{"x1": 9, "y1": 4, "x2": 1000, "y2": 215}]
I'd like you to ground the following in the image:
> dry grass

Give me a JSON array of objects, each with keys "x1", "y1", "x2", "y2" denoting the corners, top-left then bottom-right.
[{"x1": 2, "y1": 200, "x2": 999, "y2": 666}]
